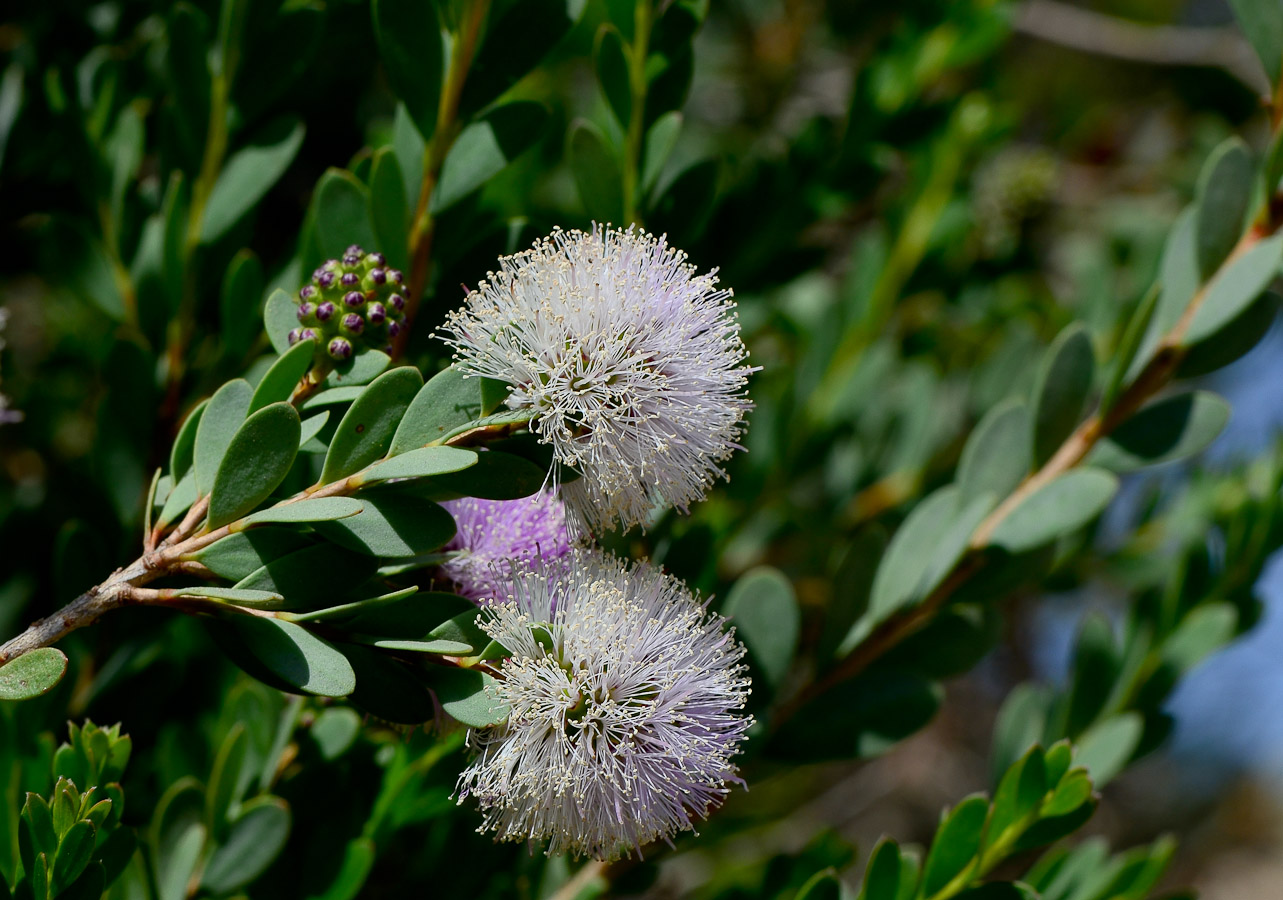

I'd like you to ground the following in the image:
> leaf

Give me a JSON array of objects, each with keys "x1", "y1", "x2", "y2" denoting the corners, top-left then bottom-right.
[
  {"x1": 390, "y1": 366, "x2": 483, "y2": 453},
  {"x1": 431, "y1": 667, "x2": 507, "y2": 727},
  {"x1": 432, "y1": 101, "x2": 549, "y2": 213},
  {"x1": 173, "y1": 587, "x2": 285, "y2": 607},
  {"x1": 297, "y1": 590, "x2": 470, "y2": 640},
  {"x1": 821, "y1": 526, "x2": 886, "y2": 662},
  {"x1": 1227, "y1": 0, "x2": 1283, "y2": 86},
  {"x1": 234, "y1": 544, "x2": 377, "y2": 600},
  {"x1": 158, "y1": 471, "x2": 198, "y2": 527},
  {"x1": 568, "y1": 119, "x2": 623, "y2": 222},
  {"x1": 408, "y1": 448, "x2": 546, "y2": 500},
  {"x1": 1162, "y1": 603, "x2": 1237, "y2": 673},
  {"x1": 230, "y1": 497, "x2": 364, "y2": 531},
  {"x1": 1178, "y1": 289, "x2": 1279, "y2": 377},
  {"x1": 194, "y1": 379, "x2": 253, "y2": 497},
  {"x1": 151, "y1": 779, "x2": 206, "y2": 900},
  {"x1": 302, "y1": 386, "x2": 365, "y2": 411},
  {"x1": 641, "y1": 110, "x2": 682, "y2": 194},
  {"x1": 921, "y1": 794, "x2": 990, "y2": 897},
  {"x1": 722, "y1": 566, "x2": 798, "y2": 692},
  {"x1": 192, "y1": 530, "x2": 315, "y2": 580},
  {"x1": 312, "y1": 168, "x2": 378, "y2": 260},
  {"x1": 1089, "y1": 392, "x2": 1230, "y2": 472},
  {"x1": 170, "y1": 399, "x2": 209, "y2": 481},
  {"x1": 208, "y1": 402, "x2": 301, "y2": 529},
  {"x1": 321, "y1": 366, "x2": 424, "y2": 484},
  {"x1": 861, "y1": 838, "x2": 902, "y2": 900},
  {"x1": 594, "y1": 26, "x2": 631, "y2": 127},
  {"x1": 649, "y1": 158, "x2": 718, "y2": 241},
  {"x1": 1030, "y1": 324, "x2": 1095, "y2": 468},
  {"x1": 1101, "y1": 284, "x2": 1159, "y2": 412},
  {"x1": 991, "y1": 684, "x2": 1051, "y2": 787},
  {"x1": 867, "y1": 486, "x2": 962, "y2": 622},
  {"x1": 794, "y1": 869, "x2": 842, "y2": 900},
  {"x1": 310, "y1": 707, "x2": 361, "y2": 760},
  {"x1": 300, "y1": 410, "x2": 331, "y2": 450},
  {"x1": 216, "y1": 616, "x2": 356, "y2": 697},
  {"x1": 51, "y1": 820, "x2": 94, "y2": 892},
  {"x1": 200, "y1": 797, "x2": 291, "y2": 893},
  {"x1": 957, "y1": 398, "x2": 1030, "y2": 508},
  {"x1": 459, "y1": 0, "x2": 574, "y2": 114},
  {"x1": 371, "y1": 0, "x2": 443, "y2": 142},
  {"x1": 1074, "y1": 713, "x2": 1142, "y2": 787},
  {"x1": 1194, "y1": 137, "x2": 1255, "y2": 278},
  {"x1": 58, "y1": 861, "x2": 106, "y2": 900},
  {"x1": 201, "y1": 118, "x2": 305, "y2": 242},
  {"x1": 250, "y1": 340, "x2": 316, "y2": 413},
  {"x1": 369, "y1": 148, "x2": 409, "y2": 271},
  {"x1": 342, "y1": 644, "x2": 436, "y2": 724},
  {"x1": 1186, "y1": 234, "x2": 1283, "y2": 344},
  {"x1": 0, "y1": 648, "x2": 68, "y2": 700},
  {"x1": 220, "y1": 250, "x2": 265, "y2": 357},
  {"x1": 954, "y1": 885, "x2": 1039, "y2": 900},
  {"x1": 322, "y1": 349, "x2": 392, "y2": 389},
  {"x1": 987, "y1": 746, "x2": 1047, "y2": 851},
  {"x1": 205, "y1": 724, "x2": 249, "y2": 836},
  {"x1": 353, "y1": 446, "x2": 478, "y2": 486},
  {"x1": 310, "y1": 837, "x2": 375, "y2": 900},
  {"x1": 317, "y1": 494, "x2": 456, "y2": 558},
  {"x1": 264, "y1": 288, "x2": 298, "y2": 356},
  {"x1": 987, "y1": 469, "x2": 1118, "y2": 554}
]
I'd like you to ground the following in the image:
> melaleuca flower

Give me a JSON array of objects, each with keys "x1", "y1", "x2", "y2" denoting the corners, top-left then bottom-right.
[
  {"x1": 440, "y1": 492, "x2": 571, "y2": 601},
  {"x1": 440, "y1": 226, "x2": 754, "y2": 533},
  {"x1": 455, "y1": 549, "x2": 752, "y2": 860}
]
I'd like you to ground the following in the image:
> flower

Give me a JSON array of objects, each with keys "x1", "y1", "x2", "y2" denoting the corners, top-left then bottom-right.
[
  {"x1": 440, "y1": 226, "x2": 754, "y2": 533},
  {"x1": 440, "y1": 493, "x2": 571, "y2": 601},
  {"x1": 455, "y1": 549, "x2": 752, "y2": 860}
]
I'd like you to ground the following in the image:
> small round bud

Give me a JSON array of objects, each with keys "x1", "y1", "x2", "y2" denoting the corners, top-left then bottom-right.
[
  {"x1": 341, "y1": 272, "x2": 360, "y2": 287},
  {"x1": 297, "y1": 302, "x2": 317, "y2": 323},
  {"x1": 389, "y1": 293, "x2": 406, "y2": 311},
  {"x1": 365, "y1": 252, "x2": 386, "y2": 266},
  {"x1": 316, "y1": 301, "x2": 336, "y2": 322},
  {"x1": 367, "y1": 302, "x2": 387, "y2": 325},
  {"x1": 342, "y1": 254, "x2": 362, "y2": 268},
  {"x1": 369, "y1": 268, "x2": 387, "y2": 285},
  {"x1": 317, "y1": 271, "x2": 336, "y2": 289},
  {"x1": 345, "y1": 244, "x2": 364, "y2": 258},
  {"x1": 388, "y1": 270, "x2": 404, "y2": 285},
  {"x1": 287, "y1": 328, "x2": 302, "y2": 346},
  {"x1": 299, "y1": 284, "x2": 317, "y2": 301},
  {"x1": 341, "y1": 313, "x2": 365, "y2": 335},
  {"x1": 343, "y1": 290, "x2": 365, "y2": 308},
  {"x1": 387, "y1": 320, "x2": 403, "y2": 338},
  {"x1": 328, "y1": 337, "x2": 353, "y2": 360},
  {"x1": 299, "y1": 328, "x2": 319, "y2": 342}
]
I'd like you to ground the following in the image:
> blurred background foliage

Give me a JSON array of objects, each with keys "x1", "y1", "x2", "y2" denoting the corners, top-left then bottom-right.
[{"x1": 3, "y1": 0, "x2": 1283, "y2": 896}]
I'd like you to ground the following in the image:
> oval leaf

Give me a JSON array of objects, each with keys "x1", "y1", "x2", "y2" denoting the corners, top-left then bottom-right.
[
  {"x1": 1031, "y1": 324, "x2": 1095, "y2": 467},
  {"x1": 208, "y1": 402, "x2": 301, "y2": 530},
  {"x1": 921, "y1": 794, "x2": 990, "y2": 897},
  {"x1": 249, "y1": 340, "x2": 315, "y2": 413},
  {"x1": 200, "y1": 797, "x2": 291, "y2": 894},
  {"x1": 353, "y1": 446, "x2": 478, "y2": 487},
  {"x1": 230, "y1": 497, "x2": 364, "y2": 531},
  {"x1": 1090, "y1": 391, "x2": 1229, "y2": 472},
  {"x1": 264, "y1": 289, "x2": 299, "y2": 356},
  {"x1": 321, "y1": 366, "x2": 424, "y2": 484},
  {"x1": 958, "y1": 398, "x2": 1031, "y2": 507},
  {"x1": 722, "y1": 566, "x2": 799, "y2": 692},
  {"x1": 194, "y1": 379, "x2": 253, "y2": 497},
  {"x1": 1186, "y1": 233, "x2": 1283, "y2": 344},
  {"x1": 988, "y1": 468, "x2": 1118, "y2": 554},
  {"x1": 317, "y1": 494, "x2": 456, "y2": 558},
  {"x1": 219, "y1": 616, "x2": 356, "y2": 697},
  {"x1": 201, "y1": 118, "x2": 305, "y2": 243},
  {"x1": 0, "y1": 648, "x2": 68, "y2": 701},
  {"x1": 389, "y1": 366, "x2": 482, "y2": 454},
  {"x1": 1194, "y1": 137, "x2": 1255, "y2": 278}
]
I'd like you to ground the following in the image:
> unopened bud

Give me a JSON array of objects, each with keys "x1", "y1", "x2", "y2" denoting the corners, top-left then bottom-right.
[{"x1": 328, "y1": 337, "x2": 353, "y2": 360}]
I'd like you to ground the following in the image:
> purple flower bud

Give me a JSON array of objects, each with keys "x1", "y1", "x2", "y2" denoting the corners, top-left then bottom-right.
[
  {"x1": 370, "y1": 268, "x2": 387, "y2": 285},
  {"x1": 344, "y1": 291, "x2": 365, "y2": 308},
  {"x1": 316, "y1": 301, "x2": 336, "y2": 322},
  {"x1": 328, "y1": 337, "x2": 353, "y2": 360},
  {"x1": 311, "y1": 268, "x2": 326, "y2": 282},
  {"x1": 341, "y1": 272, "x2": 360, "y2": 287},
  {"x1": 297, "y1": 302, "x2": 316, "y2": 323},
  {"x1": 387, "y1": 320, "x2": 402, "y2": 338},
  {"x1": 389, "y1": 270, "x2": 404, "y2": 285},
  {"x1": 342, "y1": 254, "x2": 362, "y2": 267},
  {"x1": 299, "y1": 328, "x2": 319, "y2": 341},
  {"x1": 317, "y1": 271, "x2": 336, "y2": 289},
  {"x1": 345, "y1": 244, "x2": 364, "y2": 257},
  {"x1": 365, "y1": 252, "x2": 386, "y2": 266},
  {"x1": 367, "y1": 302, "x2": 387, "y2": 325},
  {"x1": 389, "y1": 293, "x2": 406, "y2": 311},
  {"x1": 299, "y1": 285, "x2": 317, "y2": 301},
  {"x1": 341, "y1": 313, "x2": 365, "y2": 335},
  {"x1": 287, "y1": 328, "x2": 302, "y2": 346}
]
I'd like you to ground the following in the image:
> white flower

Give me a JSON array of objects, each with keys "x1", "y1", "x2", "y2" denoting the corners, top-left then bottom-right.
[
  {"x1": 455, "y1": 549, "x2": 752, "y2": 860},
  {"x1": 440, "y1": 226, "x2": 754, "y2": 533}
]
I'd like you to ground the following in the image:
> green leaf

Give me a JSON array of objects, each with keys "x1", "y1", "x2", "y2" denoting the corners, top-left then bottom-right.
[
  {"x1": 1040, "y1": 770, "x2": 1094, "y2": 819},
  {"x1": 390, "y1": 366, "x2": 483, "y2": 453},
  {"x1": 861, "y1": 838, "x2": 902, "y2": 900},
  {"x1": 200, "y1": 797, "x2": 291, "y2": 893},
  {"x1": 321, "y1": 367, "x2": 424, "y2": 484},
  {"x1": 1089, "y1": 391, "x2": 1230, "y2": 472},
  {"x1": 208, "y1": 402, "x2": 301, "y2": 529},
  {"x1": 987, "y1": 469, "x2": 1118, "y2": 554},
  {"x1": 297, "y1": 590, "x2": 469, "y2": 638},
  {"x1": 991, "y1": 685, "x2": 1051, "y2": 786},
  {"x1": 987, "y1": 746, "x2": 1047, "y2": 852},
  {"x1": 220, "y1": 250, "x2": 265, "y2": 358},
  {"x1": 1074, "y1": 714, "x2": 1142, "y2": 787},
  {"x1": 369, "y1": 148, "x2": 409, "y2": 271},
  {"x1": 173, "y1": 587, "x2": 286, "y2": 607},
  {"x1": 59, "y1": 861, "x2": 106, "y2": 900},
  {"x1": 431, "y1": 667, "x2": 507, "y2": 727},
  {"x1": 0, "y1": 648, "x2": 68, "y2": 700},
  {"x1": 371, "y1": 0, "x2": 443, "y2": 142},
  {"x1": 151, "y1": 779, "x2": 206, "y2": 900},
  {"x1": 722, "y1": 566, "x2": 798, "y2": 692},
  {"x1": 194, "y1": 379, "x2": 253, "y2": 497},
  {"x1": 1101, "y1": 283, "x2": 1159, "y2": 411},
  {"x1": 302, "y1": 386, "x2": 365, "y2": 411},
  {"x1": 921, "y1": 794, "x2": 990, "y2": 897},
  {"x1": 264, "y1": 288, "x2": 299, "y2": 356},
  {"x1": 568, "y1": 119, "x2": 623, "y2": 222},
  {"x1": 794, "y1": 869, "x2": 842, "y2": 900},
  {"x1": 310, "y1": 837, "x2": 376, "y2": 900},
  {"x1": 957, "y1": 398, "x2": 1030, "y2": 508},
  {"x1": 594, "y1": 26, "x2": 631, "y2": 127},
  {"x1": 1186, "y1": 234, "x2": 1283, "y2": 344},
  {"x1": 432, "y1": 101, "x2": 549, "y2": 213},
  {"x1": 313, "y1": 168, "x2": 378, "y2": 260},
  {"x1": 1194, "y1": 137, "x2": 1255, "y2": 278},
  {"x1": 317, "y1": 494, "x2": 456, "y2": 558},
  {"x1": 250, "y1": 340, "x2": 316, "y2": 413},
  {"x1": 1178, "y1": 289, "x2": 1279, "y2": 377},
  {"x1": 954, "y1": 885, "x2": 1039, "y2": 900},
  {"x1": 234, "y1": 544, "x2": 376, "y2": 601},
  {"x1": 459, "y1": 0, "x2": 574, "y2": 114},
  {"x1": 201, "y1": 117, "x2": 305, "y2": 242},
  {"x1": 1227, "y1": 0, "x2": 1283, "y2": 86},
  {"x1": 822, "y1": 526, "x2": 886, "y2": 662},
  {"x1": 641, "y1": 110, "x2": 682, "y2": 194},
  {"x1": 299, "y1": 410, "x2": 330, "y2": 450},
  {"x1": 1030, "y1": 324, "x2": 1095, "y2": 468},
  {"x1": 217, "y1": 616, "x2": 356, "y2": 697},
  {"x1": 867, "y1": 486, "x2": 962, "y2": 622},
  {"x1": 230, "y1": 497, "x2": 364, "y2": 531},
  {"x1": 1162, "y1": 603, "x2": 1237, "y2": 673},
  {"x1": 322, "y1": 349, "x2": 392, "y2": 389},
  {"x1": 205, "y1": 724, "x2": 249, "y2": 836},
  {"x1": 170, "y1": 398, "x2": 208, "y2": 481},
  {"x1": 649, "y1": 158, "x2": 718, "y2": 240},
  {"x1": 353, "y1": 446, "x2": 478, "y2": 487},
  {"x1": 192, "y1": 529, "x2": 315, "y2": 580},
  {"x1": 342, "y1": 644, "x2": 437, "y2": 724},
  {"x1": 408, "y1": 448, "x2": 546, "y2": 500}
]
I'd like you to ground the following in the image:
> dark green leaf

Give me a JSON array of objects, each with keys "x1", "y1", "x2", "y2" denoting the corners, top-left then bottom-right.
[
  {"x1": 861, "y1": 838, "x2": 902, "y2": 900},
  {"x1": 208, "y1": 402, "x2": 301, "y2": 529},
  {"x1": 192, "y1": 530, "x2": 314, "y2": 580},
  {"x1": 431, "y1": 667, "x2": 507, "y2": 727},
  {"x1": 921, "y1": 794, "x2": 989, "y2": 897},
  {"x1": 321, "y1": 366, "x2": 424, "y2": 484},
  {"x1": 641, "y1": 110, "x2": 682, "y2": 194},
  {"x1": 0, "y1": 648, "x2": 68, "y2": 701},
  {"x1": 722, "y1": 566, "x2": 798, "y2": 692},
  {"x1": 369, "y1": 148, "x2": 409, "y2": 271},
  {"x1": 794, "y1": 869, "x2": 842, "y2": 900},
  {"x1": 987, "y1": 746, "x2": 1047, "y2": 851},
  {"x1": 170, "y1": 398, "x2": 208, "y2": 482},
  {"x1": 432, "y1": 101, "x2": 548, "y2": 213},
  {"x1": 194, "y1": 379, "x2": 253, "y2": 497},
  {"x1": 231, "y1": 497, "x2": 364, "y2": 531},
  {"x1": 1063, "y1": 612, "x2": 1119, "y2": 738},
  {"x1": 1186, "y1": 234, "x2": 1283, "y2": 344},
  {"x1": 390, "y1": 366, "x2": 482, "y2": 453},
  {"x1": 200, "y1": 797, "x2": 291, "y2": 893},
  {"x1": 1090, "y1": 391, "x2": 1230, "y2": 472},
  {"x1": 408, "y1": 448, "x2": 546, "y2": 500},
  {"x1": 958, "y1": 398, "x2": 1031, "y2": 507},
  {"x1": 568, "y1": 119, "x2": 623, "y2": 222},
  {"x1": 264, "y1": 289, "x2": 298, "y2": 356},
  {"x1": 201, "y1": 118, "x2": 305, "y2": 242},
  {"x1": 343, "y1": 644, "x2": 436, "y2": 724},
  {"x1": 594, "y1": 26, "x2": 631, "y2": 127},
  {"x1": 1074, "y1": 714, "x2": 1142, "y2": 787},
  {"x1": 1030, "y1": 324, "x2": 1095, "y2": 468},
  {"x1": 234, "y1": 543, "x2": 376, "y2": 600},
  {"x1": 205, "y1": 724, "x2": 249, "y2": 836},
  {"x1": 151, "y1": 779, "x2": 206, "y2": 900},
  {"x1": 249, "y1": 340, "x2": 316, "y2": 413},
  {"x1": 371, "y1": 0, "x2": 443, "y2": 141},
  {"x1": 1101, "y1": 284, "x2": 1158, "y2": 412},
  {"x1": 987, "y1": 469, "x2": 1118, "y2": 553},
  {"x1": 1178, "y1": 289, "x2": 1279, "y2": 377},
  {"x1": 353, "y1": 445, "x2": 478, "y2": 487},
  {"x1": 310, "y1": 837, "x2": 375, "y2": 900},
  {"x1": 821, "y1": 526, "x2": 886, "y2": 662},
  {"x1": 1227, "y1": 0, "x2": 1283, "y2": 86},
  {"x1": 459, "y1": 0, "x2": 573, "y2": 114},
  {"x1": 1194, "y1": 137, "x2": 1255, "y2": 278},
  {"x1": 216, "y1": 616, "x2": 356, "y2": 697},
  {"x1": 299, "y1": 590, "x2": 470, "y2": 639},
  {"x1": 313, "y1": 168, "x2": 378, "y2": 260},
  {"x1": 58, "y1": 861, "x2": 106, "y2": 900},
  {"x1": 317, "y1": 494, "x2": 456, "y2": 558},
  {"x1": 220, "y1": 250, "x2": 266, "y2": 358}
]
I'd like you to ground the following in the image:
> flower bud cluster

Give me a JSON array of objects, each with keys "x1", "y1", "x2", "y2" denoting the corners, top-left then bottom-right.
[{"x1": 289, "y1": 245, "x2": 408, "y2": 360}]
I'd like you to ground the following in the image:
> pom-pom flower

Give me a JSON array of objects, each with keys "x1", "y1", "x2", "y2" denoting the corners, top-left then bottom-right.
[
  {"x1": 440, "y1": 493, "x2": 571, "y2": 601},
  {"x1": 455, "y1": 549, "x2": 752, "y2": 860},
  {"x1": 440, "y1": 226, "x2": 754, "y2": 533}
]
